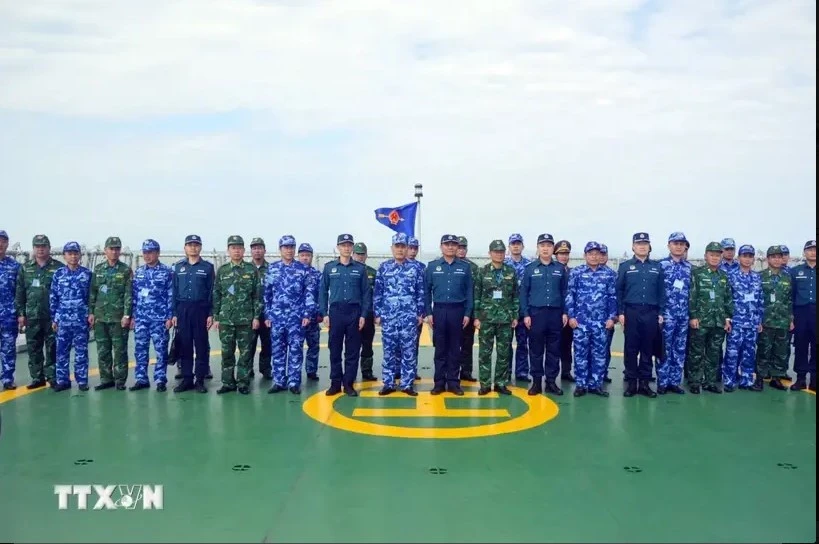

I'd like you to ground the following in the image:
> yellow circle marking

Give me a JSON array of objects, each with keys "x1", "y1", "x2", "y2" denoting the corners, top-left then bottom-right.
[{"x1": 302, "y1": 379, "x2": 559, "y2": 439}]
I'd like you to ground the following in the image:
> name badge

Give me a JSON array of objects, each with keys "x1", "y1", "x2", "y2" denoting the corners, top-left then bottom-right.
[
  {"x1": 770, "y1": 293, "x2": 776, "y2": 303},
  {"x1": 709, "y1": 290, "x2": 715, "y2": 300},
  {"x1": 32, "y1": 279, "x2": 41, "y2": 287},
  {"x1": 743, "y1": 293, "x2": 755, "y2": 302},
  {"x1": 228, "y1": 284, "x2": 235, "y2": 296},
  {"x1": 140, "y1": 288, "x2": 150, "y2": 298},
  {"x1": 493, "y1": 290, "x2": 503, "y2": 300},
  {"x1": 100, "y1": 285, "x2": 108, "y2": 294},
  {"x1": 673, "y1": 279, "x2": 684, "y2": 290}
]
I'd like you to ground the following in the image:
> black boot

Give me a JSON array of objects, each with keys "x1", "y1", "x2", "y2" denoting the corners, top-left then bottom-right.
[
  {"x1": 527, "y1": 379, "x2": 542, "y2": 396},
  {"x1": 638, "y1": 380, "x2": 657, "y2": 398},
  {"x1": 769, "y1": 378, "x2": 787, "y2": 391},
  {"x1": 623, "y1": 380, "x2": 638, "y2": 397},
  {"x1": 790, "y1": 376, "x2": 807, "y2": 391},
  {"x1": 94, "y1": 382, "x2": 115, "y2": 391},
  {"x1": 751, "y1": 378, "x2": 763, "y2": 392},
  {"x1": 544, "y1": 380, "x2": 563, "y2": 396}
]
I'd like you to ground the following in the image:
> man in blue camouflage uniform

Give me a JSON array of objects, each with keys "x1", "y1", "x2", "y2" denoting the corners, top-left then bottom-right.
[
  {"x1": 565, "y1": 242, "x2": 617, "y2": 397},
  {"x1": 780, "y1": 245, "x2": 792, "y2": 276},
  {"x1": 49, "y1": 242, "x2": 92, "y2": 392},
  {"x1": 504, "y1": 233, "x2": 531, "y2": 381},
  {"x1": 0, "y1": 230, "x2": 21, "y2": 390},
  {"x1": 131, "y1": 239, "x2": 174, "y2": 392},
  {"x1": 264, "y1": 235, "x2": 316, "y2": 395},
  {"x1": 722, "y1": 244, "x2": 763, "y2": 392},
  {"x1": 374, "y1": 233, "x2": 425, "y2": 396},
  {"x1": 657, "y1": 232, "x2": 692, "y2": 395},
  {"x1": 249, "y1": 238, "x2": 272, "y2": 380},
  {"x1": 790, "y1": 239, "x2": 816, "y2": 391},
  {"x1": 297, "y1": 242, "x2": 322, "y2": 381},
  {"x1": 598, "y1": 244, "x2": 616, "y2": 384},
  {"x1": 406, "y1": 236, "x2": 424, "y2": 381},
  {"x1": 719, "y1": 238, "x2": 739, "y2": 274}
]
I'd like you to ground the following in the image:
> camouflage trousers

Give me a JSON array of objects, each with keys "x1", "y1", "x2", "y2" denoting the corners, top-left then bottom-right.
[
  {"x1": 25, "y1": 318, "x2": 56, "y2": 383},
  {"x1": 304, "y1": 321, "x2": 320, "y2": 375},
  {"x1": 478, "y1": 322, "x2": 513, "y2": 388},
  {"x1": 134, "y1": 320, "x2": 169, "y2": 385},
  {"x1": 381, "y1": 313, "x2": 418, "y2": 390},
  {"x1": 95, "y1": 321, "x2": 130, "y2": 386},
  {"x1": 687, "y1": 326, "x2": 725, "y2": 387},
  {"x1": 756, "y1": 326, "x2": 789, "y2": 379},
  {"x1": 658, "y1": 316, "x2": 688, "y2": 387},
  {"x1": 219, "y1": 324, "x2": 254, "y2": 388},
  {"x1": 56, "y1": 322, "x2": 89, "y2": 386},
  {"x1": 271, "y1": 315, "x2": 305, "y2": 388},
  {"x1": 0, "y1": 320, "x2": 17, "y2": 385},
  {"x1": 723, "y1": 326, "x2": 758, "y2": 387},
  {"x1": 572, "y1": 320, "x2": 608, "y2": 390}
]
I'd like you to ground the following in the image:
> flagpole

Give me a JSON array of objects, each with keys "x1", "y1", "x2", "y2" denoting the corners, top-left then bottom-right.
[{"x1": 414, "y1": 183, "x2": 423, "y2": 243}]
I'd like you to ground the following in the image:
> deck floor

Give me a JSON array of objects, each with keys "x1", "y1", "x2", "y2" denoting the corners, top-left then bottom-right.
[{"x1": 0, "y1": 328, "x2": 815, "y2": 543}]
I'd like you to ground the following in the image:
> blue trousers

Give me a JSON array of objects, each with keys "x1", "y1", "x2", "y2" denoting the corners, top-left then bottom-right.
[
  {"x1": 603, "y1": 328, "x2": 614, "y2": 380},
  {"x1": 328, "y1": 303, "x2": 361, "y2": 386},
  {"x1": 573, "y1": 320, "x2": 607, "y2": 389},
  {"x1": 134, "y1": 320, "x2": 169, "y2": 385},
  {"x1": 304, "y1": 321, "x2": 320, "y2": 375},
  {"x1": 0, "y1": 320, "x2": 16, "y2": 385},
  {"x1": 382, "y1": 312, "x2": 418, "y2": 390},
  {"x1": 432, "y1": 303, "x2": 465, "y2": 389},
  {"x1": 56, "y1": 323, "x2": 89, "y2": 386},
  {"x1": 793, "y1": 304, "x2": 816, "y2": 378},
  {"x1": 271, "y1": 314, "x2": 305, "y2": 388},
  {"x1": 658, "y1": 316, "x2": 687, "y2": 387},
  {"x1": 723, "y1": 326, "x2": 757, "y2": 387},
  {"x1": 513, "y1": 320, "x2": 529, "y2": 378},
  {"x1": 176, "y1": 301, "x2": 210, "y2": 384},
  {"x1": 623, "y1": 304, "x2": 659, "y2": 382},
  {"x1": 527, "y1": 306, "x2": 562, "y2": 380}
]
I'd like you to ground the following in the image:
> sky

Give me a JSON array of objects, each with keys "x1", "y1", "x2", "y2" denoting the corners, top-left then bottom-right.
[{"x1": 1, "y1": 0, "x2": 816, "y2": 258}]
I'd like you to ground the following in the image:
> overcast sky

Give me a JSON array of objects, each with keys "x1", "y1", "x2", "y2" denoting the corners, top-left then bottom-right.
[{"x1": 1, "y1": 0, "x2": 815, "y2": 258}]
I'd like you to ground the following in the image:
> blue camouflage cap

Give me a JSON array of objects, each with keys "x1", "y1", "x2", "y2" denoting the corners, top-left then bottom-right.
[
  {"x1": 392, "y1": 233, "x2": 408, "y2": 245},
  {"x1": 440, "y1": 234, "x2": 458, "y2": 244},
  {"x1": 408, "y1": 236, "x2": 419, "y2": 248},
  {"x1": 668, "y1": 231, "x2": 688, "y2": 244},
  {"x1": 599, "y1": 243, "x2": 608, "y2": 254},
  {"x1": 63, "y1": 241, "x2": 81, "y2": 253},
  {"x1": 633, "y1": 232, "x2": 650, "y2": 243},
  {"x1": 142, "y1": 239, "x2": 160, "y2": 252},
  {"x1": 584, "y1": 241, "x2": 602, "y2": 253},
  {"x1": 337, "y1": 233, "x2": 354, "y2": 244},
  {"x1": 509, "y1": 233, "x2": 523, "y2": 244},
  {"x1": 279, "y1": 235, "x2": 296, "y2": 247},
  {"x1": 738, "y1": 244, "x2": 755, "y2": 256},
  {"x1": 804, "y1": 240, "x2": 816, "y2": 250},
  {"x1": 780, "y1": 244, "x2": 790, "y2": 254},
  {"x1": 720, "y1": 238, "x2": 736, "y2": 249},
  {"x1": 298, "y1": 243, "x2": 313, "y2": 254},
  {"x1": 0, "y1": 230, "x2": 7, "y2": 240},
  {"x1": 185, "y1": 234, "x2": 202, "y2": 245},
  {"x1": 536, "y1": 233, "x2": 554, "y2": 244}
]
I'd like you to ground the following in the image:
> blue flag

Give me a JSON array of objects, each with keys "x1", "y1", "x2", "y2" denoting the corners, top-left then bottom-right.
[{"x1": 374, "y1": 202, "x2": 418, "y2": 237}]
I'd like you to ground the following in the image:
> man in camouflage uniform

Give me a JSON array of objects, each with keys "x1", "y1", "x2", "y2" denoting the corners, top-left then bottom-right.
[
  {"x1": 89, "y1": 236, "x2": 133, "y2": 390},
  {"x1": 0, "y1": 230, "x2": 21, "y2": 390},
  {"x1": 49, "y1": 242, "x2": 93, "y2": 392},
  {"x1": 16, "y1": 234, "x2": 62, "y2": 389},
  {"x1": 722, "y1": 245, "x2": 763, "y2": 392},
  {"x1": 687, "y1": 241, "x2": 733, "y2": 394},
  {"x1": 788, "y1": 240, "x2": 815, "y2": 391},
  {"x1": 456, "y1": 236, "x2": 478, "y2": 381},
  {"x1": 298, "y1": 243, "x2": 322, "y2": 381},
  {"x1": 657, "y1": 232, "x2": 692, "y2": 395},
  {"x1": 598, "y1": 244, "x2": 617, "y2": 384},
  {"x1": 503, "y1": 233, "x2": 531, "y2": 381},
  {"x1": 213, "y1": 236, "x2": 262, "y2": 395},
  {"x1": 353, "y1": 242, "x2": 378, "y2": 381},
  {"x1": 249, "y1": 237, "x2": 272, "y2": 380},
  {"x1": 407, "y1": 236, "x2": 424, "y2": 380},
  {"x1": 474, "y1": 239, "x2": 519, "y2": 395},
  {"x1": 555, "y1": 240, "x2": 575, "y2": 381},
  {"x1": 756, "y1": 245, "x2": 793, "y2": 391},
  {"x1": 374, "y1": 233, "x2": 425, "y2": 396},
  {"x1": 565, "y1": 242, "x2": 617, "y2": 397}
]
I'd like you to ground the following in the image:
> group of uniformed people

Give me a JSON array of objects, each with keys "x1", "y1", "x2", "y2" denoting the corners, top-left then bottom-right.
[{"x1": 0, "y1": 229, "x2": 815, "y2": 398}]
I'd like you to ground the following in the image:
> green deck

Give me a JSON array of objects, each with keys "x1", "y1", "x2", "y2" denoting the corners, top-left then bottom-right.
[{"x1": 0, "y1": 329, "x2": 815, "y2": 543}]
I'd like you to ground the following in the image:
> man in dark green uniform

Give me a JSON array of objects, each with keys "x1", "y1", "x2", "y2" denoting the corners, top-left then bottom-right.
[
  {"x1": 755, "y1": 245, "x2": 793, "y2": 391},
  {"x1": 213, "y1": 236, "x2": 262, "y2": 395},
  {"x1": 457, "y1": 236, "x2": 479, "y2": 381},
  {"x1": 15, "y1": 235, "x2": 62, "y2": 389},
  {"x1": 687, "y1": 241, "x2": 734, "y2": 394},
  {"x1": 474, "y1": 240, "x2": 519, "y2": 395},
  {"x1": 248, "y1": 237, "x2": 271, "y2": 379},
  {"x1": 89, "y1": 236, "x2": 133, "y2": 391},
  {"x1": 352, "y1": 242, "x2": 378, "y2": 381}
]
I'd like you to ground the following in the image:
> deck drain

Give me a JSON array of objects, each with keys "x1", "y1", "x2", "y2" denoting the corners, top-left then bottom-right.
[
  {"x1": 421, "y1": 366, "x2": 431, "y2": 370},
  {"x1": 74, "y1": 459, "x2": 94, "y2": 466},
  {"x1": 623, "y1": 466, "x2": 642, "y2": 473},
  {"x1": 71, "y1": 394, "x2": 86, "y2": 398},
  {"x1": 288, "y1": 400, "x2": 299, "y2": 404},
  {"x1": 777, "y1": 463, "x2": 797, "y2": 470},
  {"x1": 609, "y1": 366, "x2": 616, "y2": 369},
  {"x1": 319, "y1": 365, "x2": 328, "y2": 369},
  {"x1": 232, "y1": 464, "x2": 251, "y2": 472},
  {"x1": 428, "y1": 467, "x2": 447, "y2": 475}
]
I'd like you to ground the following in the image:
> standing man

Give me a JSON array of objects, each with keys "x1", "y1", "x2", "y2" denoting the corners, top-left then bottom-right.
[
  {"x1": 353, "y1": 242, "x2": 378, "y2": 382},
  {"x1": 249, "y1": 237, "x2": 272, "y2": 380},
  {"x1": 657, "y1": 232, "x2": 692, "y2": 395},
  {"x1": 555, "y1": 240, "x2": 575, "y2": 382},
  {"x1": 131, "y1": 239, "x2": 174, "y2": 392},
  {"x1": 213, "y1": 236, "x2": 261, "y2": 395},
  {"x1": 456, "y1": 236, "x2": 478, "y2": 382},
  {"x1": 598, "y1": 244, "x2": 616, "y2": 384},
  {"x1": 374, "y1": 233, "x2": 425, "y2": 396},
  {"x1": 565, "y1": 242, "x2": 616, "y2": 397},
  {"x1": 424, "y1": 234, "x2": 473, "y2": 396},
  {"x1": 504, "y1": 233, "x2": 531, "y2": 381},
  {"x1": 722, "y1": 245, "x2": 763, "y2": 392},
  {"x1": 0, "y1": 231, "x2": 21, "y2": 390},
  {"x1": 687, "y1": 242, "x2": 733, "y2": 394},
  {"x1": 49, "y1": 242, "x2": 93, "y2": 392},
  {"x1": 790, "y1": 240, "x2": 816, "y2": 391},
  {"x1": 616, "y1": 232, "x2": 664, "y2": 398},
  {"x1": 780, "y1": 246, "x2": 792, "y2": 276},
  {"x1": 474, "y1": 239, "x2": 519, "y2": 396},
  {"x1": 319, "y1": 234, "x2": 370, "y2": 397},
  {"x1": 407, "y1": 236, "x2": 425, "y2": 380},
  {"x1": 520, "y1": 233, "x2": 568, "y2": 397},
  {"x1": 172, "y1": 234, "x2": 214, "y2": 393},
  {"x1": 755, "y1": 245, "x2": 793, "y2": 391},
  {"x1": 719, "y1": 238, "x2": 739, "y2": 274},
  {"x1": 16, "y1": 235, "x2": 61, "y2": 389},
  {"x1": 298, "y1": 243, "x2": 322, "y2": 381},
  {"x1": 264, "y1": 236, "x2": 315, "y2": 395},
  {"x1": 89, "y1": 236, "x2": 133, "y2": 391}
]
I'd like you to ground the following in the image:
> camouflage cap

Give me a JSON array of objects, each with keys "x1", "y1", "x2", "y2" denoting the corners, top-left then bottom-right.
[
  {"x1": 298, "y1": 243, "x2": 313, "y2": 254},
  {"x1": 142, "y1": 239, "x2": 160, "y2": 252},
  {"x1": 705, "y1": 241, "x2": 723, "y2": 253},
  {"x1": 227, "y1": 235, "x2": 244, "y2": 247},
  {"x1": 353, "y1": 242, "x2": 368, "y2": 254},
  {"x1": 457, "y1": 236, "x2": 468, "y2": 247},
  {"x1": 392, "y1": 233, "x2": 408, "y2": 246},
  {"x1": 805, "y1": 240, "x2": 817, "y2": 250},
  {"x1": 63, "y1": 241, "x2": 81, "y2": 253},
  {"x1": 584, "y1": 241, "x2": 602, "y2": 253},
  {"x1": 489, "y1": 239, "x2": 505, "y2": 252},
  {"x1": 279, "y1": 235, "x2": 296, "y2": 247},
  {"x1": 766, "y1": 245, "x2": 783, "y2": 256},
  {"x1": 738, "y1": 244, "x2": 755, "y2": 256},
  {"x1": 508, "y1": 233, "x2": 523, "y2": 244},
  {"x1": 720, "y1": 238, "x2": 736, "y2": 249},
  {"x1": 0, "y1": 230, "x2": 8, "y2": 240},
  {"x1": 250, "y1": 237, "x2": 265, "y2": 247},
  {"x1": 780, "y1": 244, "x2": 790, "y2": 254},
  {"x1": 599, "y1": 243, "x2": 609, "y2": 254},
  {"x1": 407, "y1": 236, "x2": 420, "y2": 248},
  {"x1": 555, "y1": 240, "x2": 571, "y2": 254},
  {"x1": 32, "y1": 234, "x2": 50, "y2": 246},
  {"x1": 105, "y1": 236, "x2": 122, "y2": 249}
]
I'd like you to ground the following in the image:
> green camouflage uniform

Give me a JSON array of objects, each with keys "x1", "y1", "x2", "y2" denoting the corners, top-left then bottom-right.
[
  {"x1": 15, "y1": 236, "x2": 62, "y2": 384},
  {"x1": 90, "y1": 238, "x2": 133, "y2": 387},
  {"x1": 688, "y1": 249, "x2": 734, "y2": 387},
  {"x1": 757, "y1": 250, "x2": 793, "y2": 379},
  {"x1": 474, "y1": 244, "x2": 519, "y2": 388},
  {"x1": 213, "y1": 239, "x2": 262, "y2": 390},
  {"x1": 360, "y1": 263, "x2": 377, "y2": 377}
]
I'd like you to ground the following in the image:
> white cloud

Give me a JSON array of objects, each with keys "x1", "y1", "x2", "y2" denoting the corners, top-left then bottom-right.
[{"x1": 0, "y1": 0, "x2": 815, "y2": 258}]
